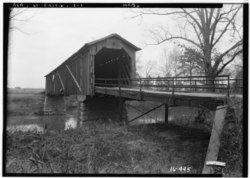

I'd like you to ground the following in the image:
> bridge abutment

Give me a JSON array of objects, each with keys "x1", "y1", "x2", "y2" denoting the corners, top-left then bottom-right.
[{"x1": 77, "y1": 95, "x2": 128, "y2": 125}]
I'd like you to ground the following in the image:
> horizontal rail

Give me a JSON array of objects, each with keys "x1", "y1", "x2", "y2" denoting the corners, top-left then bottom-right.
[
  {"x1": 96, "y1": 75, "x2": 230, "y2": 80},
  {"x1": 95, "y1": 75, "x2": 243, "y2": 97}
]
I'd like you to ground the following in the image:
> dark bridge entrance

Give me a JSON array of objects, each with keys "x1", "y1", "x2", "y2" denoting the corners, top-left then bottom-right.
[{"x1": 94, "y1": 48, "x2": 131, "y2": 86}]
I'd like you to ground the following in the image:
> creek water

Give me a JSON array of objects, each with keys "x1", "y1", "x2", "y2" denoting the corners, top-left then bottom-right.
[
  {"x1": 7, "y1": 95, "x2": 200, "y2": 133},
  {"x1": 7, "y1": 115, "x2": 78, "y2": 133}
]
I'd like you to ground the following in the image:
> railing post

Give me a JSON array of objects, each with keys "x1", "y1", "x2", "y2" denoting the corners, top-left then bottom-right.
[
  {"x1": 139, "y1": 78, "x2": 142, "y2": 92},
  {"x1": 195, "y1": 80, "x2": 197, "y2": 92},
  {"x1": 139, "y1": 78, "x2": 142, "y2": 100},
  {"x1": 167, "y1": 80, "x2": 169, "y2": 91},
  {"x1": 172, "y1": 78, "x2": 175, "y2": 95},
  {"x1": 227, "y1": 75, "x2": 230, "y2": 98},
  {"x1": 190, "y1": 76, "x2": 192, "y2": 92},
  {"x1": 119, "y1": 78, "x2": 121, "y2": 97},
  {"x1": 105, "y1": 79, "x2": 107, "y2": 95},
  {"x1": 235, "y1": 79, "x2": 237, "y2": 90}
]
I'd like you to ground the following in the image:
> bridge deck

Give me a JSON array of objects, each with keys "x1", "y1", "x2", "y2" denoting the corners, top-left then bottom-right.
[{"x1": 95, "y1": 86, "x2": 228, "y2": 110}]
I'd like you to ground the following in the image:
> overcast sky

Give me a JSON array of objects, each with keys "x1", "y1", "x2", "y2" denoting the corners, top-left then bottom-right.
[
  {"x1": 8, "y1": 8, "x2": 177, "y2": 88},
  {"x1": 7, "y1": 5, "x2": 242, "y2": 88}
]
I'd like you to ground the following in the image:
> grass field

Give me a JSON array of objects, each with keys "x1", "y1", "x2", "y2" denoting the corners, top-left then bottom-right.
[{"x1": 5, "y1": 89, "x2": 243, "y2": 175}]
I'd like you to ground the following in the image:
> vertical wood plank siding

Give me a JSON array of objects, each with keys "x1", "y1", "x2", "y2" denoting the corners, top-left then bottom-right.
[{"x1": 45, "y1": 35, "x2": 139, "y2": 96}]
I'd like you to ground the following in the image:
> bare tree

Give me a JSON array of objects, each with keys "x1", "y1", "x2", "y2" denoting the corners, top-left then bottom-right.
[
  {"x1": 132, "y1": 5, "x2": 243, "y2": 82},
  {"x1": 9, "y1": 8, "x2": 35, "y2": 34},
  {"x1": 135, "y1": 54, "x2": 143, "y2": 78},
  {"x1": 141, "y1": 60, "x2": 155, "y2": 89},
  {"x1": 144, "y1": 60, "x2": 155, "y2": 77},
  {"x1": 161, "y1": 47, "x2": 181, "y2": 77}
]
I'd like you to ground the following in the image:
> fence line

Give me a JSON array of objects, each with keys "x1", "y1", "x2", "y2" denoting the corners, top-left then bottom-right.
[{"x1": 95, "y1": 75, "x2": 243, "y2": 97}]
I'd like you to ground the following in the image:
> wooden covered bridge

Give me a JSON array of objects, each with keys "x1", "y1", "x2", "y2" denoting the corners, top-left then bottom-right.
[
  {"x1": 45, "y1": 33, "x2": 242, "y2": 174},
  {"x1": 44, "y1": 33, "x2": 234, "y2": 109},
  {"x1": 45, "y1": 33, "x2": 139, "y2": 96}
]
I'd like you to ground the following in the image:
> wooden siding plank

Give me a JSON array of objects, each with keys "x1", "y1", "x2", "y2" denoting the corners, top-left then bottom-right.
[
  {"x1": 89, "y1": 54, "x2": 94, "y2": 96},
  {"x1": 120, "y1": 59, "x2": 131, "y2": 85},
  {"x1": 49, "y1": 76, "x2": 52, "y2": 95},
  {"x1": 57, "y1": 71, "x2": 65, "y2": 90},
  {"x1": 53, "y1": 74, "x2": 55, "y2": 95},
  {"x1": 83, "y1": 52, "x2": 89, "y2": 95},
  {"x1": 56, "y1": 73, "x2": 62, "y2": 94},
  {"x1": 119, "y1": 61, "x2": 129, "y2": 85},
  {"x1": 45, "y1": 77, "x2": 48, "y2": 95},
  {"x1": 120, "y1": 59, "x2": 130, "y2": 78},
  {"x1": 60, "y1": 68, "x2": 67, "y2": 94},
  {"x1": 80, "y1": 54, "x2": 83, "y2": 94},
  {"x1": 75, "y1": 60, "x2": 78, "y2": 95},
  {"x1": 46, "y1": 77, "x2": 49, "y2": 95},
  {"x1": 69, "y1": 62, "x2": 77, "y2": 94},
  {"x1": 66, "y1": 64, "x2": 82, "y2": 92},
  {"x1": 54, "y1": 74, "x2": 57, "y2": 94},
  {"x1": 66, "y1": 67, "x2": 70, "y2": 95}
]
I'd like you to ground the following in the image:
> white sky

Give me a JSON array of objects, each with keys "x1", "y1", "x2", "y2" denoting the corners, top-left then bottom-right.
[
  {"x1": 7, "y1": 4, "x2": 243, "y2": 88},
  {"x1": 8, "y1": 8, "x2": 178, "y2": 88}
]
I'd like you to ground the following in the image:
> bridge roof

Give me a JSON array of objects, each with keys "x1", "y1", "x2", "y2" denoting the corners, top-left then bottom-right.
[
  {"x1": 86, "y1": 33, "x2": 141, "y2": 51},
  {"x1": 45, "y1": 33, "x2": 141, "y2": 77}
]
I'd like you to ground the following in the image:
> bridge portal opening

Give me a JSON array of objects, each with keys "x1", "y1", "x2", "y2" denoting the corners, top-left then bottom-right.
[{"x1": 94, "y1": 47, "x2": 131, "y2": 87}]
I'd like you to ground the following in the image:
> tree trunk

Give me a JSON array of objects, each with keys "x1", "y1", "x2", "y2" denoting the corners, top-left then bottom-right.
[{"x1": 205, "y1": 73, "x2": 216, "y2": 93}]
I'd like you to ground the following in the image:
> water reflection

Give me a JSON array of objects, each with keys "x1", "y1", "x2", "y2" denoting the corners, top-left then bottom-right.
[
  {"x1": 7, "y1": 124, "x2": 44, "y2": 133},
  {"x1": 126, "y1": 101, "x2": 165, "y2": 125},
  {"x1": 135, "y1": 118, "x2": 164, "y2": 124},
  {"x1": 64, "y1": 117, "x2": 78, "y2": 130},
  {"x1": 7, "y1": 115, "x2": 78, "y2": 133},
  {"x1": 7, "y1": 95, "x2": 200, "y2": 133}
]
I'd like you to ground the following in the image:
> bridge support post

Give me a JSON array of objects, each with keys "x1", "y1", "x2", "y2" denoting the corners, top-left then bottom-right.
[
  {"x1": 165, "y1": 104, "x2": 168, "y2": 124},
  {"x1": 119, "y1": 98, "x2": 127, "y2": 125},
  {"x1": 202, "y1": 105, "x2": 228, "y2": 174},
  {"x1": 77, "y1": 101, "x2": 84, "y2": 127}
]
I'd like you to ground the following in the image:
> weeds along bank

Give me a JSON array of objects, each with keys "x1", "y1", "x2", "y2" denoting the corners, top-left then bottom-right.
[
  {"x1": 6, "y1": 122, "x2": 211, "y2": 174},
  {"x1": 217, "y1": 96, "x2": 243, "y2": 177},
  {"x1": 6, "y1": 91, "x2": 243, "y2": 175}
]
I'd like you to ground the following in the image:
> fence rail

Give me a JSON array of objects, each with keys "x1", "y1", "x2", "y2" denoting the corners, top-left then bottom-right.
[{"x1": 95, "y1": 75, "x2": 243, "y2": 98}]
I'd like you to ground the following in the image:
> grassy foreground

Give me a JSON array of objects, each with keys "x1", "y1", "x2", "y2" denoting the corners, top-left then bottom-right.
[
  {"x1": 5, "y1": 91, "x2": 243, "y2": 175},
  {"x1": 6, "y1": 121, "x2": 212, "y2": 174},
  {"x1": 217, "y1": 96, "x2": 243, "y2": 177}
]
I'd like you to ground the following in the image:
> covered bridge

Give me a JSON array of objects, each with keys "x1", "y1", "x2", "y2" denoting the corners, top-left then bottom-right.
[
  {"x1": 44, "y1": 33, "x2": 238, "y2": 175},
  {"x1": 45, "y1": 33, "x2": 141, "y2": 96}
]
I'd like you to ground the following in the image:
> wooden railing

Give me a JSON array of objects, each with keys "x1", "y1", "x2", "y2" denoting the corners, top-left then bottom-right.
[{"x1": 95, "y1": 75, "x2": 243, "y2": 98}]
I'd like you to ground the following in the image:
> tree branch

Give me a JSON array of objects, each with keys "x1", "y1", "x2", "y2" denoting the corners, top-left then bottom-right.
[
  {"x1": 212, "y1": 6, "x2": 242, "y2": 47},
  {"x1": 10, "y1": 8, "x2": 27, "y2": 19},
  {"x1": 210, "y1": 8, "x2": 221, "y2": 46},
  {"x1": 130, "y1": 9, "x2": 185, "y2": 19},
  {"x1": 208, "y1": 8, "x2": 215, "y2": 29},
  {"x1": 181, "y1": 8, "x2": 202, "y2": 30},
  {"x1": 215, "y1": 49, "x2": 243, "y2": 76},
  {"x1": 219, "y1": 40, "x2": 243, "y2": 59},
  {"x1": 212, "y1": 40, "x2": 242, "y2": 71},
  {"x1": 186, "y1": 18, "x2": 204, "y2": 48},
  {"x1": 147, "y1": 35, "x2": 202, "y2": 50}
]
